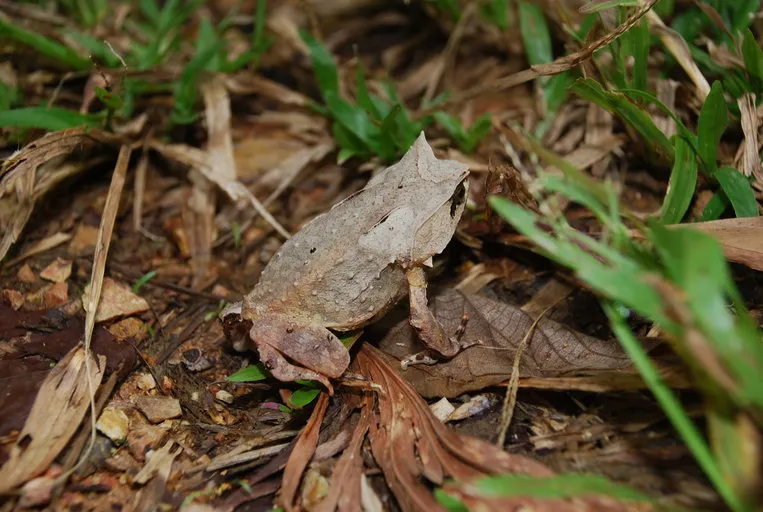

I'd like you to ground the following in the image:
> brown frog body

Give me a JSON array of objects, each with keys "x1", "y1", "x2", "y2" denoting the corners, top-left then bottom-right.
[{"x1": 225, "y1": 133, "x2": 471, "y2": 392}]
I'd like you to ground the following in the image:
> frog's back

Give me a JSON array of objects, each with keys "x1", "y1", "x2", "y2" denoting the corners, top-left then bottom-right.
[{"x1": 243, "y1": 186, "x2": 408, "y2": 330}]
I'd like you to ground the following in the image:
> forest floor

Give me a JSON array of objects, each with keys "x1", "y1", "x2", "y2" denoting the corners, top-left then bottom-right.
[{"x1": 1, "y1": 1, "x2": 762, "y2": 511}]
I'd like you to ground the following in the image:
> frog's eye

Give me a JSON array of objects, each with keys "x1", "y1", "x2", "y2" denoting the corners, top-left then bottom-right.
[{"x1": 449, "y1": 182, "x2": 467, "y2": 217}]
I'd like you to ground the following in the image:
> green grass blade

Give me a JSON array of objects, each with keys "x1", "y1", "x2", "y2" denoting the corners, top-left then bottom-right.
[
  {"x1": 302, "y1": 32, "x2": 340, "y2": 99},
  {"x1": 626, "y1": 19, "x2": 649, "y2": 92},
  {"x1": 741, "y1": 29, "x2": 763, "y2": 81},
  {"x1": 0, "y1": 107, "x2": 99, "y2": 130},
  {"x1": 697, "y1": 81, "x2": 728, "y2": 174},
  {"x1": 251, "y1": 0, "x2": 269, "y2": 60},
  {"x1": 660, "y1": 137, "x2": 697, "y2": 224},
  {"x1": 713, "y1": 167, "x2": 758, "y2": 218},
  {"x1": 355, "y1": 63, "x2": 382, "y2": 120},
  {"x1": 470, "y1": 473, "x2": 651, "y2": 502},
  {"x1": 517, "y1": 1, "x2": 552, "y2": 67},
  {"x1": 579, "y1": 0, "x2": 639, "y2": 13},
  {"x1": 63, "y1": 30, "x2": 121, "y2": 68},
  {"x1": 139, "y1": 0, "x2": 161, "y2": 24},
  {"x1": 571, "y1": 79, "x2": 674, "y2": 161},
  {"x1": 131, "y1": 271, "x2": 157, "y2": 293},
  {"x1": 0, "y1": 20, "x2": 91, "y2": 71},
  {"x1": 488, "y1": 196, "x2": 673, "y2": 328},
  {"x1": 602, "y1": 302, "x2": 744, "y2": 512},
  {"x1": 698, "y1": 192, "x2": 729, "y2": 221}
]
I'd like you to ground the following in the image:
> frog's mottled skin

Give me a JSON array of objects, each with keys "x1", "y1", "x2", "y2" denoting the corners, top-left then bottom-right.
[{"x1": 231, "y1": 133, "x2": 469, "y2": 392}]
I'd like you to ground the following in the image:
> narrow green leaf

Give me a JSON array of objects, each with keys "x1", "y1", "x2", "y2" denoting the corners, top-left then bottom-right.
[
  {"x1": 517, "y1": 2, "x2": 552, "y2": 66},
  {"x1": 714, "y1": 166, "x2": 758, "y2": 217},
  {"x1": 63, "y1": 31, "x2": 120, "y2": 68},
  {"x1": 355, "y1": 63, "x2": 382, "y2": 120},
  {"x1": 660, "y1": 137, "x2": 697, "y2": 224},
  {"x1": 290, "y1": 387, "x2": 321, "y2": 407},
  {"x1": 227, "y1": 364, "x2": 269, "y2": 382},
  {"x1": 324, "y1": 92, "x2": 376, "y2": 147},
  {"x1": 618, "y1": 88, "x2": 696, "y2": 150},
  {"x1": 626, "y1": 19, "x2": 649, "y2": 91},
  {"x1": 139, "y1": 0, "x2": 161, "y2": 24},
  {"x1": 602, "y1": 303, "x2": 744, "y2": 512},
  {"x1": 579, "y1": 0, "x2": 639, "y2": 13},
  {"x1": 488, "y1": 196, "x2": 672, "y2": 329},
  {"x1": 741, "y1": 29, "x2": 763, "y2": 81},
  {"x1": 465, "y1": 113, "x2": 492, "y2": 153},
  {"x1": 479, "y1": 0, "x2": 509, "y2": 31},
  {"x1": 434, "y1": 489, "x2": 469, "y2": 512},
  {"x1": 251, "y1": 0, "x2": 269, "y2": 56},
  {"x1": 301, "y1": 32, "x2": 339, "y2": 99},
  {"x1": 0, "y1": 107, "x2": 99, "y2": 131},
  {"x1": 544, "y1": 72, "x2": 575, "y2": 115},
  {"x1": 132, "y1": 271, "x2": 157, "y2": 293},
  {"x1": 470, "y1": 473, "x2": 651, "y2": 502},
  {"x1": 697, "y1": 81, "x2": 728, "y2": 174},
  {"x1": 698, "y1": 192, "x2": 729, "y2": 221},
  {"x1": 0, "y1": 21, "x2": 91, "y2": 71},
  {"x1": 378, "y1": 104, "x2": 402, "y2": 158},
  {"x1": 171, "y1": 40, "x2": 224, "y2": 124},
  {"x1": 571, "y1": 79, "x2": 674, "y2": 161}
]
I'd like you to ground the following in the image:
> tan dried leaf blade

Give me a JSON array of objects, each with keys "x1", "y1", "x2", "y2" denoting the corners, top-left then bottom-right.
[
  {"x1": 377, "y1": 289, "x2": 633, "y2": 398},
  {"x1": 0, "y1": 347, "x2": 106, "y2": 492}
]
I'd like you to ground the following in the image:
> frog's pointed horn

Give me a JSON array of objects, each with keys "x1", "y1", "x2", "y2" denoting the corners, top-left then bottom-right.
[{"x1": 411, "y1": 131, "x2": 431, "y2": 154}]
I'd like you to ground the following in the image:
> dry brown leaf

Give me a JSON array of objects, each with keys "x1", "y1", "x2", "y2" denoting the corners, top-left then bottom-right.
[
  {"x1": 546, "y1": 135, "x2": 624, "y2": 175},
  {"x1": 670, "y1": 217, "x2": 763, "y2": 271},
  {"x1": 358, "y1": 344, "x2": 555, "y2": 512},
  {"x1": 0, "y1": 347, "x2": 106, "y2": 493},
  {"x1": 0, "y1": 127, "x2": 120, "y2": 261},
  {"x1": 518, "y1": 365, "x2": 692, "y2": 391},
  {"x1": 736, "y1": 92, "x2": 762, "y2": 188},
  {"x1": 83, "y1": 277, "x2": 149, "y2": 322},
  {"x1": 356, "y1": 346, "x2": 654, "y2": 511},
  {"x1": 313, "y1": 405, "x2": 370, "y2": 512},
  {"x1": 225, "y1": 72, "x2": 310, "y2": 107},
  {"x1": 375, "y1": 289, "x2": 633, "y2": 398},
  {"x1": 645, "y1": 8, "x2": 710, "y2": 100},
  {"x1": 39, "y1": 258, "x2": 72, "y2": 283},
  {"x1": 133, "y1": 441, "x2": 182, "y2": 512},
  {"x1": 148, "y1": 139, "x2": 291, "y2": 239},
  {"x1": 2, "y1": 231, "x2": 71, "y2": 268},
  {"x1": 278, "y1": 392, "x2": 329, "y2": 512}
]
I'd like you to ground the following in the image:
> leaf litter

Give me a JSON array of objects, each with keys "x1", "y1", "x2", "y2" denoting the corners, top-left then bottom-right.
[{"x1": 1, "y1": 0, "x2": 762, "y2": 511}]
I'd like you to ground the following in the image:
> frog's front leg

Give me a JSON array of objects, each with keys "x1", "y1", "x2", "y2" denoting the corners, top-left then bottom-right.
[
  {"x1": 249, "y1": 315, "x2": 350, "y2": 395},
  {"x1": 402, "y1": 266, "x2": 476, "y2": 369}
]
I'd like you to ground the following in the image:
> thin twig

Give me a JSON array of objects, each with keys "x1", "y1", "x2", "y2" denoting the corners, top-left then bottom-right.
[{"x1": 496, "y1": 305, "x2": 553, "y2": 447}]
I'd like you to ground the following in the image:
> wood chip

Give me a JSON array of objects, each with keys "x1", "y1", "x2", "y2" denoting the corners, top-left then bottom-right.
[
  {"x1": 68, "y1": 224, "x2": 99, "y2": 254},
  {"x1": 17, "y1": 263, "x2": 36, "y2": 283},
  {"x1": 39, "y1": 258, "x2": 72, "y2": 283},
  {"x1": 83, "y1": 277, "x2": 149, "y2": 323},
  {"x1": 96, "y1": 406, "x2": 129, "y2": 443},
  {"x1": 133, "y1": 396, "x2": 182, "y2": 423}
]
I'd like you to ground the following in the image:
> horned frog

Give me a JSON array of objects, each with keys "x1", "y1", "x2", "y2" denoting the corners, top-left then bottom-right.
[{"x1": 223, "y1": 133, "x2": 473, "y2": 393}]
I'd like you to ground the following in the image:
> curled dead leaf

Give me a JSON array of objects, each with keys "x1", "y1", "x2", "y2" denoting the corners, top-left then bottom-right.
[{"x1": 375, "y1": 289, "x2": 634, "y2": 398}]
